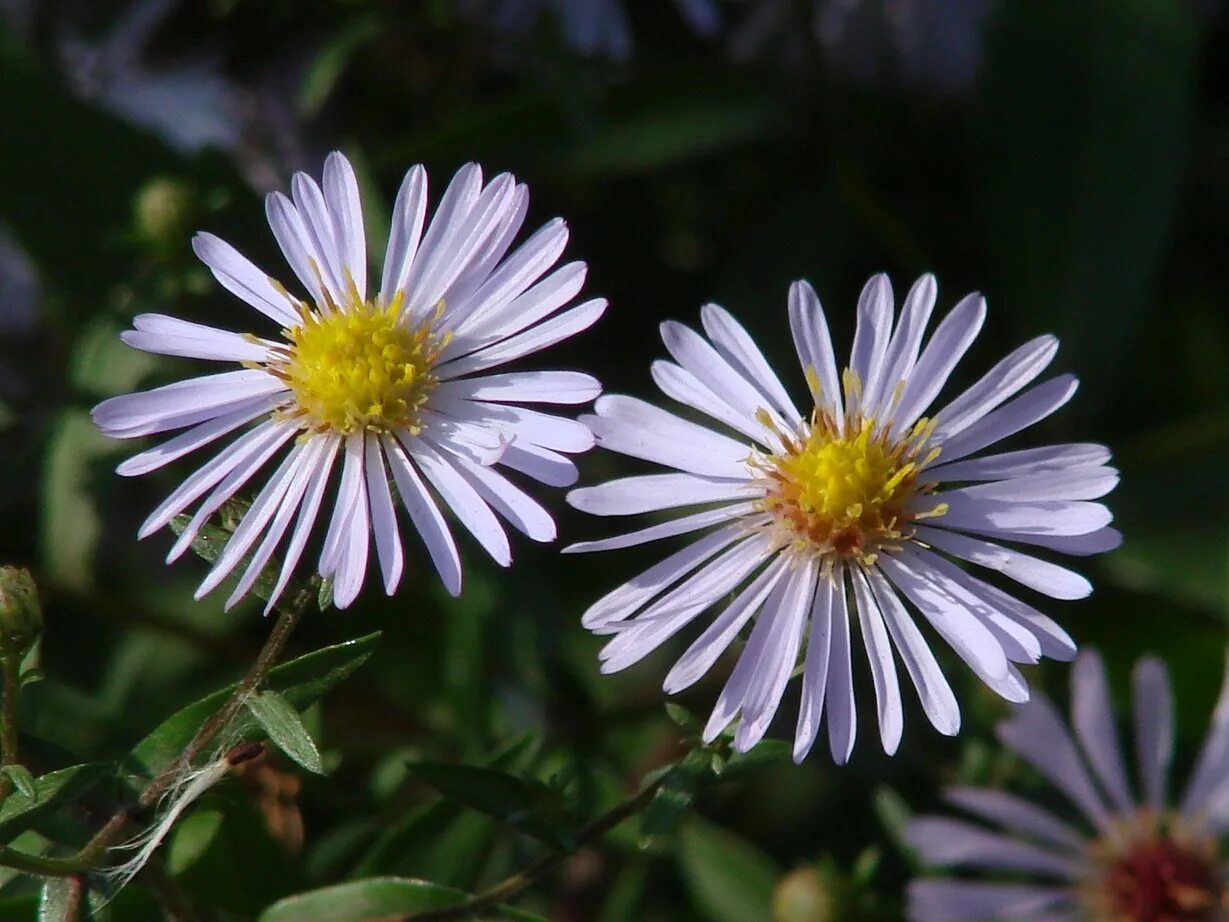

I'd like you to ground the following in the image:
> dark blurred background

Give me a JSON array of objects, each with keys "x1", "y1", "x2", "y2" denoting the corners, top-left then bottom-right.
[{"x1": 1, "y1": 1, "x2": 1228, "y2": 919}]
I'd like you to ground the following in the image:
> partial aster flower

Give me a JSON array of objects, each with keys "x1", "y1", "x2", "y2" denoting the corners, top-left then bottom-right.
[
  {"x1": 907, "y1": 649, "x2": 1229, "y2": 921},
  {"x1": 93, "y1": 153, "x2": 604, "y2": 611},
  {"x1": 567, "y1": 275, "x2": 1119, "y2": 762}
]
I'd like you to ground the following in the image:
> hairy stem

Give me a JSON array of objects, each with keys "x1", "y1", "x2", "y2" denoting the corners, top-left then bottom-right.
[
  {"x1": 0, "y1": 582, "x2": 315, "y2": 877},
  {"x1": 404, "y1": 777, "x2": 665, "y2": 922}
]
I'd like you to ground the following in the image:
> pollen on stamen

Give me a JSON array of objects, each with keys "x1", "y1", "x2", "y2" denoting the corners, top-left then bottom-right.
[
  {"x1": 753, "y1": 375, "x2": 943, "y2": 563},
  {"x1": 269, "y1": 294, "x2": 445, "y2": 435}
]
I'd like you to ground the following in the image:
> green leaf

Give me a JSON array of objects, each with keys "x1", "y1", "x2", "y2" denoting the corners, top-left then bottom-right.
[
  {"x1": 168, "y1": 503, "x2": 282, "y2": 605},
  {"x1": 245, "y1": 690, "x2": 324, "y2": 774},
  {"x1": 299, "y1": 16, "x2": 379, "y2": 116},
  {"x1": 259, "y1": 877, "x2": 545, "y2": 922},
  {"x1": 2, "y1": 764, "x2": 36, "y2": 800},
  {"x1": 720, "y1": 739, "x2": 792, "y2": 779},
  {"x1": 407, "y1": 762, "x2": 575, "y2": 850},
  {"x1": 0, "y1": 763, "x2": 108, "y2": 844},
  {"x1": 639, "y1": 750, "x2": 711, "y2": 846},
  {"x1": 678, "y1": 817, "x2": 779, "y2": 922},
  {"x1": 40, "y1": 410, "x2": 112, "y2": 591},
  {"x1": 872, "y1": 786, "x2": 913, "y2": 855},
  {"x1": 130, "y1": 632, "x2": 380, "y2": 777}
]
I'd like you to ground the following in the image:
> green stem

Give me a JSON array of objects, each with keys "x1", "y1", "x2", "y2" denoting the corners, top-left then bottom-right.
[
  {"x1": 404, "y1": 777, "x2": 665, "y2": 922},
  {"x1": 0, "y1": 582, "x2": 315, "y2": 879}
]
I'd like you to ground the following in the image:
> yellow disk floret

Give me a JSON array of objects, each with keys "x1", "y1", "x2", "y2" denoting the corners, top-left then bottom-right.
[
  {"x1": 758, "y1": 389, "x2": 946, "y2": 563},
  {"x1": 271, "y1": 294, "x2": 447, "y2": 435}
]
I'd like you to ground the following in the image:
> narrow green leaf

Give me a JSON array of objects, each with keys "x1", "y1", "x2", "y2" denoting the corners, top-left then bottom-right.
[
  {"x1": 245, "y1": 690, "x2": 324, "y2": 774},
  {"x1": 639, "y1": 750, "x2": 711, "y2": 846},
  {"x1": 0, "y1": 763, "x2": 108, "y2": 843},
  {"x1": 169, "y1": 502, "x2": 282, "y2": 605},
  {"x1": 678, "y1": 817, "x2": 779, "y2": 922},
  {"x1": 2, "y1": 764, "x2": 36, "y2": 800},
  {"x1": 130, "y1": 632, "x2": 380, "y2": 777},
  {"x1": 408, "y1": 762, "x2": 575, "y2": 850},
  {"x1": 299, "y1": 16, "x2": 379, "y2": 116},
  {"x1": 259, "y1": 877, "x2": 545, "y2": 922}
]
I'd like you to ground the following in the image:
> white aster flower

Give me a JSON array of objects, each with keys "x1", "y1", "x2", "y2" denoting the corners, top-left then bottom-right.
[
  {"x1": 907, "y1": 649, "x2": 1229, "y2": 921},
  {"x1": 93, "y1": 153, "x2": 605, "y2": 611},
  {"x1": 566, "y1": 274, "x2": 1119, "y2": 762}
]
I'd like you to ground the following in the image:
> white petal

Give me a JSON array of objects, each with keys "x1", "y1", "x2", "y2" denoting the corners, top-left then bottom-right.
[
  {"x1": 122, "y1": 314, "x2": 272, "y2": 363},
  {"x1": 450, "y1": 260, "x2": 586, "y2": 351},
  {"x1": 564, "y1": 502, "x2": 757, "y2": 554},
  {"x1": 892, "y1": 292, "x2": 986, "y2": 432},
  {"x1": 944, "y1": 787, "x2": 1086, "y2": 852},
  {"x1": 331, "y1": 441, "x2": 372, "y2": 610},
  {"x1": 318, "y1": 432, "x2": 365, "y2": 579},
  {"x1": 932, "y1": 336, "x2": 1058, "y2": 441},
  {"x1": 227, "y1": 437, "x2": 328, "y2": 610},
  {"x1": 264, "y1": 435, "x2": 342, "y2": 613},
  {"x1": 323, "y1": 151, "x2": 366, "y2": 301},
  {"x1": 498, "y1": 442, "x2": 577, "y2": 487},
  {"x1": 1179, "y1": 650, "x2": 1229, "y2": 823},
  {"x1": 661, "y1": 319, "x2": 788, "y2": 434},
  {"x1": 434, "y1": 396, "x2": 593, "y2": 453},
  {"x1": 441, "y1": 182, "x2": 529, "y2": 317},
  {"x1": 825, "y1": 567, "x2": 857, "y2": 764},
  {"x1": 793, "y1": 576, "x2": 834, "y2": 763},
  {"x1": 166, "y1": 425, "x2": 299, "y2": 560},
  {"x1": 567, "y1": 472, "x2": 753, "y2": 516},
  {"x1": 935, "y1": 493, "x2": 1112, "y2": 538},
  {"x1": 115, "y1": 395, "x2": 277, "y2": 477},
  {"x1": 650, "y1": 360, "x2": 774, "y2": 448},
  {"x1": 400, "y1": 433, "x2": 510, "y2": 567},
  {"x1": 1132, "y1": 656, "x2": 1173, "y2": 813},
  {"x1": 580, "y1": 523, "x2": 748, "y2": 629},
  {"x1": 700, "y1": 303, "x2": 801, "y2": 424},
  {"x1": 870, "y1": 274, "x2": 936, "y2": 418},
  {"x1": 949, "y1": 467, "x2": 1118, "y2": 503},
  {"x1": 383, "y1": 434, "x2": 463, "y2": 596},
  {"x1": 430, "y1": 439, "x2": 556, "y2": 542},
  {"x1": 930, "y1": 375, "x2": 1079, "y2": 468},
  {"x1": 848, "y1": 274, "x2": 892, "y2": 412},
  {"x1": 867, "y1": 567, "x2": 960, "y2": 737},
  {"x1": 403, "y1": 163, "x2": 483, "y2": 311},
  {"x1": 194, "y1": 439, "x2": 312, "y2": 601},
  {"x1": 913, "y1": 525, "x2": 1092, "y2": 601},
  {"x1": 290, "y1": 171, "x2": 345, "y2": 300},
  {"x1": 1007, "y1": 526, "x2": 1122, "y2": 557},
  {"x1": 191, "y1": 232, "x2": 300, "y2": 328},
  {"x1": 436, "y1": 298, "x2": 606, "y2": 378},
  {"x1": 139, "y1": 420, "x2": 294, "y2": 539},
  {"x1": 905, "y1": 817, "x2": 1082, "y2": 878},
  {"x1": 928, "y1": 443, "x2": 1112, "y2": 484},
  {"x1": 365, "y1": 433, "x2": 405, "y2": 595},
  {"x1": 92, "y1": 370, "x2": 286, "y2": 439},
  {"x1": 997, "y1": 692, "x2": 1112, "y2": 831},
  {"x1": 582, "y1": 395, "x2": 752, "y2": 478},
  {"x1": 702, "y1": 559, "x2": 814, "y2": 747},
  {"x1": 1071, "y1": 651, "x2": 1134, "y2": 812},
  {"x1": 788, "y1": 279, "x2": 842, "y2": 420},
  {"x1": 850, "y1": 566, "x2": 903, "y2": 755},
  {"x1": 876, "y1": 549, "x2": 1009, "y2": 682},
  {"x1": 434, "y1": 371, "x2": 601, "y2": 405},
  {"x1": 907, "y1": 880, "x2": 1075, "y2": 922},
  {"x1": 660, "y1": 554, "x2": 790, "y2": 692},
  {"x1": 266, "y1": 191, "x2": 328, "y2": 307},
  {"x1": 380, "y1": 164, "x2": 428, "y2": 303}
]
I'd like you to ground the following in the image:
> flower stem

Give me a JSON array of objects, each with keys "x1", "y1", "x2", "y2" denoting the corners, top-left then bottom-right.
[
  {"x1": 0, "y1": 653, "x2": 20, "y2": 803},
  {"x1": 404, "y1": 776, "x2": 665, "y2": 922},
  {"x1": 0, "y1": 581, "x2": 316, "y2": 878}
]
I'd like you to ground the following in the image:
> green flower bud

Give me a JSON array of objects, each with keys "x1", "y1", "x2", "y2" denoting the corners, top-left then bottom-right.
[
  {"x1": 134, "y1": 177, "x2": 193, "y2": 247},
  {"x1": 0, "y1": 567, "x2": 42, "y2": 657}
]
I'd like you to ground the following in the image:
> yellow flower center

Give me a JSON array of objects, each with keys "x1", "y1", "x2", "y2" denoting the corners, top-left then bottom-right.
[
  {"x1": 269, "y1": 294, "x2": 447, "y2": 435},
  {"x1": 756, "y1": 376, "x2": 945, "y2": 563}
]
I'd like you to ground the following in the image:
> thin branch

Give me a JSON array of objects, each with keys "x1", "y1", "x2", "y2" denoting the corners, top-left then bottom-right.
[{"x1": 405, "y1": 778, "x2": 665, "y2": 922}]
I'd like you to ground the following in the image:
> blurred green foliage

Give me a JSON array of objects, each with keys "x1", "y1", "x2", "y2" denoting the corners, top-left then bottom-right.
[{"x1": 0, "y1": 0, "x2": 1227, "y2": 919}]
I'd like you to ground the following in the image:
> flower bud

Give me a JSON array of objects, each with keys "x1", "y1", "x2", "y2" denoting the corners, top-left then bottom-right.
[
  {"x1": 134, "y1": 177, "x2": 193, "y2": 247},
  {"x1": 0, "y1": 567, "x2": 42, "y2": 657},
  {"x1": 773, "y1": 867, "x2": 833, "y2": 922}
]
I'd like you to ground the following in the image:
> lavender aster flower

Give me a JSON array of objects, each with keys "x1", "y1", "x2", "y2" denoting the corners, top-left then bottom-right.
[
  {"x1": 567, "y1": 275, "x2": 1119, "y2": 762},
  {"x1": 908, "y1": 649, "x2": 1229, "y2": 921},
  {"x1": 92, "y1": 153, "x2": 605, "y2": 611}
]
